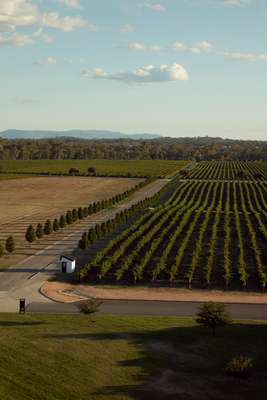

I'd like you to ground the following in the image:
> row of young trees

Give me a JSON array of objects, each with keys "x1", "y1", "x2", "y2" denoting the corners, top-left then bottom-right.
[
  {"x1": 24, "y1": 180, "x2": 149, "y2": 244},
  {"x1": 78, "y1": 196, "x2": 157, "y2": 252},
  {"x1": 0, "y1": 236, "x2": 16, "y2": 257}
]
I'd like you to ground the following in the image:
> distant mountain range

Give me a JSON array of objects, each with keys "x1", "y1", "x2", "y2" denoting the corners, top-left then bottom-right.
[{"x1": 0, "y1": 129, "x2": 161, "y2": 140}]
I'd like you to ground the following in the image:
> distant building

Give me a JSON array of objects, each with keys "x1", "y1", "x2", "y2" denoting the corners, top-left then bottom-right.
[{"x1": 60, "y1": 255, "x2": 76, "y2": 273}]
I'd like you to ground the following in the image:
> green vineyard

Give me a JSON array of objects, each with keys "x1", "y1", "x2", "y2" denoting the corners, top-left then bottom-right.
[
  {"x1": 81, "y1": 161, "x2": 267, "y2": 290},
  {"x1": 186, "y1": 160, "x2": 267, "y2": 181}
]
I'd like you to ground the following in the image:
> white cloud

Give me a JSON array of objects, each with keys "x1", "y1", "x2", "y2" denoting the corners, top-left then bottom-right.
[
  {"x1": 12, "y1": 96, "x2": 38, "y2": 104},
  {"x1": 118, "y1": 24, "x2": 134, "y2": 33},
  {"x1": 33, "y1": 28, "x2": 54, "y2": 43},
  {"x1": 34, "y1": 56, "x2": 57, "y2": 66},
  {"x1": 81, "y1": 63, "x2": 189, "y2": 84},
  {"x1": 0, "y1": 0, "x2": 40, "y2": 32},
  {"x1": 0, "y1": 0, "x2": 94, "y2": 48},
  {"x1": 142, "y1": 3, "x2": 166, "y2": 12},
  {"x1": 0, "y1": 32, "x2": 34, "y2": 47},
  {"x1": 58, "y1": 0, "x2": 81, "y2": 9},
  {"x1": 222, "y1": 0, "x2": 246, "y2": 5},
  {"x1": 224, "y1": 51, "x2": 267, "y2": 61},
  {"x1": 42, "y1": 12, "x2": 94, "y2": 32},
  {"x1": 172, "y1": 40, "x2": 213, "y2": 54},
  {"x1": 128, "y1": 42, "x2": 161, "y2": 52}
]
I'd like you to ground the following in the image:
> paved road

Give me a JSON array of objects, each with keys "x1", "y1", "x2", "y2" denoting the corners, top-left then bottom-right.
[
  {"x1": 0, "y1": 179, "x2": 169, "y2": 312},
  {"x1": 26, "y1": 299, "x2": 267, "y2": 320}
]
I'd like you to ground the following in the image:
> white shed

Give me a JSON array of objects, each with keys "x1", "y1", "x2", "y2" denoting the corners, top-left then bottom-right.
[{"x1": 60, "y1": 255, "x2": 76, "y2": 273}]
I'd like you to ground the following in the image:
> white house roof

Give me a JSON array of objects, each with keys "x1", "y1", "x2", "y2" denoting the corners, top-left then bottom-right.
[{"x1": 60, "y1": 255, "x2": 75, "y2": 262}]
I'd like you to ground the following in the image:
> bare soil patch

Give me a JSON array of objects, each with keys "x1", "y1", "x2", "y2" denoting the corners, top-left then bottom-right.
[
  {"x1": 0, "y1": 176, "x2": 142, "y2": 265},
  {"x1": 42, "y1": 282, "x2": 267, "y2": 304}
]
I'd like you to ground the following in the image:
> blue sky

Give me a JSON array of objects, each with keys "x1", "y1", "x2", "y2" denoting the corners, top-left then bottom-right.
[{"x1": 1, "y1": 0, "x2": 267, "y2": 139}]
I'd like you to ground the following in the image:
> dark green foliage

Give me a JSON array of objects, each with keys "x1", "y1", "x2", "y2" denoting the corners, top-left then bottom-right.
[
  {"x1": 78, "y1": 207, "x2": 84, "y2": 220},
  {"x1": 53, "y1": 218, "x2": 60, "y2": 232},
  {"x1": 66, "y1": 210, "x2": 73, "y2": 225},
  {"x1": 44, "y1": 219, "x2": 53, "y2": 235},
  {"x1": 72, "y1": 208, "x2": 78, "y2": 222},
  {"x1": 0, "y1": 242, "x2": 3, "y2": 258},
  {"x1": 69, "y1": 168, "x2": 80, "y2": 176},
  {"x1": 95, "y1": 224, "x2": 101, "y2": 239},
  {"x1": 88, "y1": 205, "x2": 93, "y2": 215},
  {"x1": 83, "y1": 207, "x2": 88, "y2": 218},
  {"x1": 79, "y1": 232, "x2": 89, "y2": 250},
  {"x1": 25, "y1": 224, "x2": 36, "y2": 243},
  {"x1": 88, "y1": 167, "x2": 96, "y2": 175},
  {"x1": 36, "y1": 223, "x2": 44, "y2": 239},
  {"x1": 88, "y1": 228, "x2": 96, "y2": 244},
  {"x1": 59, "y1": 215, "x2": 66, "y2": 229},
  {"x1": 225, "y1": 356, "x2": 253, "y2": 382},
  {"x1": 6, "y1": 236, "x2": 15, "y2": 253},
  {"x1": 196, "y1": 302, "x2": 232, "y2": 335}
]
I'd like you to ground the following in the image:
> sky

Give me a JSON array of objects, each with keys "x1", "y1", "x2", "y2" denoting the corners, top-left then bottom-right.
[{"x1": 0, "y1": 0, "x2": 267, "y2": 140}]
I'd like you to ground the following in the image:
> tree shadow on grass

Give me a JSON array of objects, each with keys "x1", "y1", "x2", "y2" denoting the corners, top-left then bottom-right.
[
  {"x1": 43, "y1": 323, "x2": 267, "y2": 400},
  {"x1": 0, "y1": 321, "x2": 44, "y2": 327}
]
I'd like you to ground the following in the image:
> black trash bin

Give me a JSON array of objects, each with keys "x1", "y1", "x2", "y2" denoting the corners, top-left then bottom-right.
[{"x1": 19, "y1": 298, "x2": 26, "y2": 313}]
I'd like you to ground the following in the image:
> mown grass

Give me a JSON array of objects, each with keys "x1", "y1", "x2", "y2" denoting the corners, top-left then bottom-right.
[
  {"x1": 0, "y1": 314, "x2": 266, "y2": 400},
  {"x1": 0, "y1": 160, "x2": 188, "y2": 178}
]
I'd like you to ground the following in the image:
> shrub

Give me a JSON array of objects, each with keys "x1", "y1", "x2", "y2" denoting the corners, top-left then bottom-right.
[
  {"x1": 225, "y1": 356, "x2": 253, "y2": 382},
  {"x1": 78, "y1": 207, "x2": 84, "y2": 220},
  {"x1": 196, "y1": 302, "x2": 232, "y2": 335},
  {"x1": 69, "y1": 168, "x2": 80, "y2": 176},
  {"x1": 0, "y1": 242, "x2": 3, "y2": 258},
  {"x1": 59, "y1": 215, "x2": 66, "y2": 229},
  {"x1": 36, "y1": 223, "x2": 44, "y2": 239},
  {"x1": 44, "y1": 219, "x2": 52, "y2": 235},
  {"x1": 6, "y1": 236, "x2": 15, "y2": 253},
  {"x1": 76, "y1": 298, "x2": 102, "y2": 322},
  {"x1": 66, "y1": 210, "x2": 73, "y2": 225},
  {"x1": 72, "y1": 208, "x2": 78, "y2": 222},
  {"x1": 25, "y1": 224, "x2": 36, "y2": 243},
  {"x1": 53, "y1": 218, "x2": 60, "y2": 232},
  {"x1": 88, "y1": 167, "x2": 96, "y2": 175},
  {"x1": 79, "y1": 233, "x2": 89, "y2": 250}
]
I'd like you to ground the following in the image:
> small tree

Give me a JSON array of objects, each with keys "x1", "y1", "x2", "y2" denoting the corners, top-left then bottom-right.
[
  {"x1": 66, "y1": 210, "x2": 73, "y2": 225},
  {"x1": 53, "y1": 218, "x2": 60, "y2": 232},
  {"x1": 76, "y1": 298, "x2": 102, "y2": 322},
  {"x1": 59, "y1": 215, "x2": 66, "y2": 229},
  {"x1": 44, "y1": 219, "x2": 52, "y2": 235},
  {"x1": 79, "y1": 232, "x2": 89, "y2": 250},
  {"x1": 0, "y1": 242, "x2": 3, "y2": 258},
  {"x1": 196, "y1": 302, "x2": 231, "y2": 336},
  {"x1": 36, "y1": 223, "x2": 44, "y2": 239},
  {"x1": 72, "y1": 208, "x2": 78, "y2": 222},
  {"x1": 88, "y1": 167, "x2": 96, "y2": 176},
  {"x1": 25, "y1": 224, "x2": 36, "y2": 243},
  {"x1": 6, "y1": 236, "x2": 15, "y2": 253},
  {"x1": 69, "y1": 167, "x2": 80, "y2": 176},
  {"x1": 226, "y1": 356, "x2": 253, "y2": 383},
  {"x1": 78, "y1": 207, "x2": 84, "y2": 220}
]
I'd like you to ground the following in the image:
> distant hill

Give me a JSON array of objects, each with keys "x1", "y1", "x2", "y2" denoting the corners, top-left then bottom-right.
[{"x1": 0, "y1": 129, "x2": 160, "y2": 140}]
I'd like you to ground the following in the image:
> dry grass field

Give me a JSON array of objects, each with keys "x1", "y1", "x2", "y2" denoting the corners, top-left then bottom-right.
[{"x1": 0, "y1": 176, "x2": 142, "y2": 265}]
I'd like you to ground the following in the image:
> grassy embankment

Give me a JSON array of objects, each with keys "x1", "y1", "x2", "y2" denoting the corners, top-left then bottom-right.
[{"x1": 0, "y1": 314, "x2": 266, "y2": 400}]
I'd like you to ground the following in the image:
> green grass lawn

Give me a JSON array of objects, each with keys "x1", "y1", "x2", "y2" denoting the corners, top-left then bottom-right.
[
  {"x1": 0, "y1": 159, "x2": 188, "y2": 178},
  {"x1": 0, "y1": 314, "x2": 266, "y2": 400}
]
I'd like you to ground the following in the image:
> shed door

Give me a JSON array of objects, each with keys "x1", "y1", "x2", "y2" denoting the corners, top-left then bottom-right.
[{"x1": 62, "y1": 261, "x2": 67, "y2": 273}]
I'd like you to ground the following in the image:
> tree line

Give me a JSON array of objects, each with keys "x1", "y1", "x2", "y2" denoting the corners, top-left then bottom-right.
[{"x1": 0, "y1": 137, "x2": 267, "y2": 161}]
